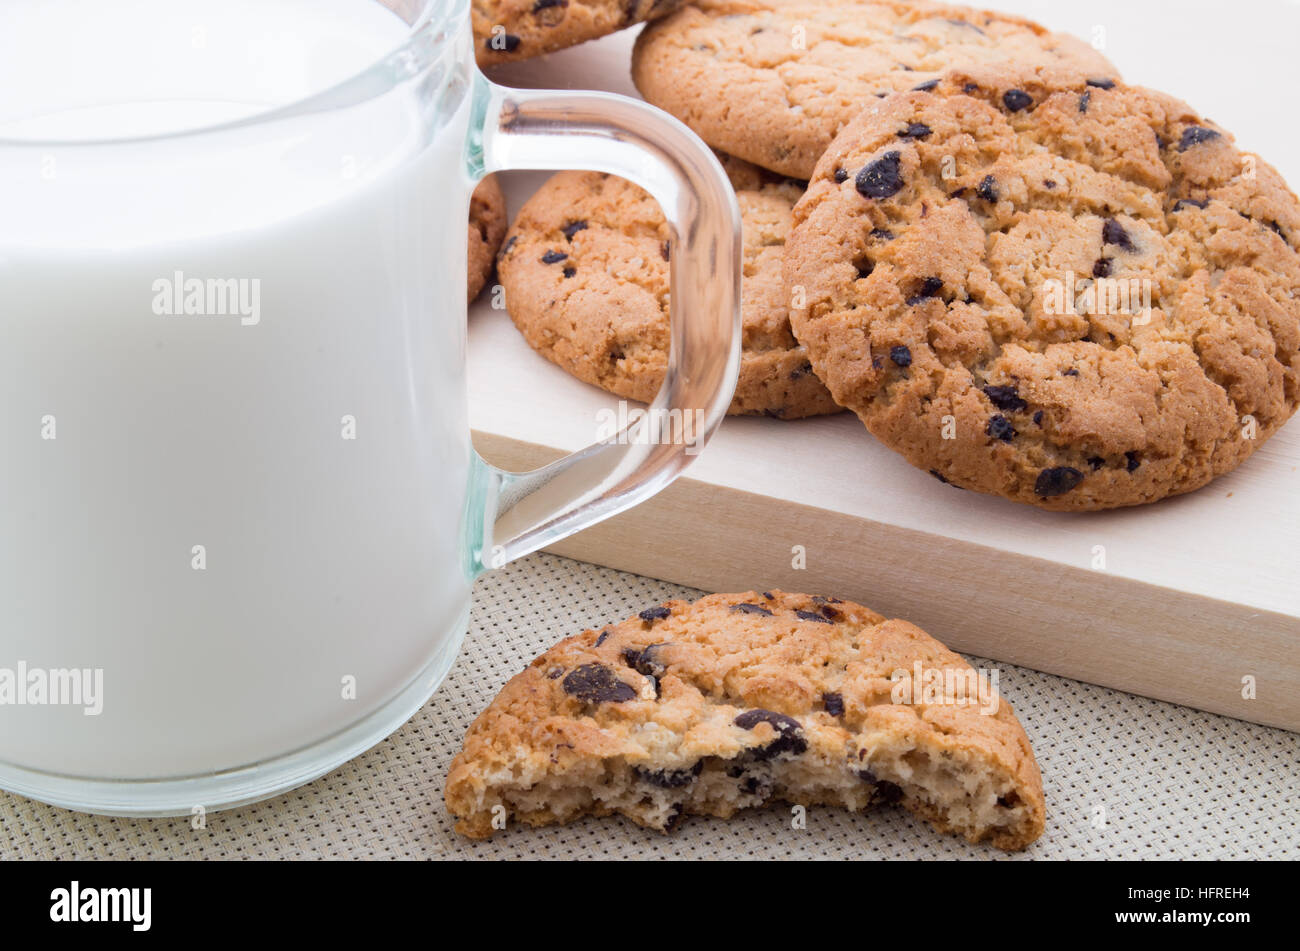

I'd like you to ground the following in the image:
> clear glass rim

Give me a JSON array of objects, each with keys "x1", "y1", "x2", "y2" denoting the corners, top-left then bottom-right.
[{"x1": 0, "y1": 0, "x2": 465, "y2": 149}]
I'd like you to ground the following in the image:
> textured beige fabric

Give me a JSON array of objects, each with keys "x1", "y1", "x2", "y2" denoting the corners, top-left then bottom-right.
[{"x1": 1, "y1": 553, "x2": 1296, "y2": 860}]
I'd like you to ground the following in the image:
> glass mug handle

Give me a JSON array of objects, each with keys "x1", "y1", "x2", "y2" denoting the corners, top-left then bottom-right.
[{"x1": 463, "y1": 78, "x2": 742, "y2": 574}]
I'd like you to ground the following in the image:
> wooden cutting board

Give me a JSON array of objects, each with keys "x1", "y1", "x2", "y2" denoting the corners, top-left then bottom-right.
[{"x1": 469, "y1": 1, "x2": 1300, "y2": 731}]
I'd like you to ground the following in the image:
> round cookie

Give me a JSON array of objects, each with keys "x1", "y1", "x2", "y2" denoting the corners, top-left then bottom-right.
[
  {"x1": 468, "y1": 174, "x2": 507, "y2": 303},
  {"x1": 498, "y1": 157, "x2": 841, "y2": 418},
  {"x1": 783, "y1": 67, "x2": 1300, "y2": 510},
  {"x1": 446, "y1": 590, "x2": 1045, "y2": 849},
  {"x1": 632, "y1": 0, "x2": 1119, "y2": 179},
  {"x1": 474, "y1": 0, "x2": 686, "y2": 67}
]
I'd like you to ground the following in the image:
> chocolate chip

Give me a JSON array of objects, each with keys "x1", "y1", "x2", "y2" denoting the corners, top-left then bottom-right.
[
  {"x1": 499, "y1": 235, "x2": 517, "y2": 257},
  {"x1": 1033, "y1": 410, "x2": 1045, "y2": 426},
  {"x1": 634, "y1": 761, "x2": 702, "y2": 789},
  {"x1": 906, "y1": 276, "x2": 944, "y2": 306},
  {"x1": 1093, "y1": 258, "x2": 1112, "y2": 278},
  {"x1": 858, "y1": 769, "x2": 904, "y2": 804},
  {"x1": 977, "y1": 175, "x2": 999, "y2": 203},
  {"x1": 532, "y1": 0, "x2": 567, "y2": 10},
  {"x1": 622, "y1": 643, "x2": 667, "y2": 678},
  {"x1": 899, "y1": 122, "x2": 932, "y2": 141},
  {"x1": 1088, "y1": 456, "x2": 1105, "y2": 470},
  {"x1": 832, "y1": 167, "x2": 849, "y2": 184},
  {"x1": 823, "y1": 692, "x2": 845, "y2": 717},
  {"x1": 1044, "y1": 180, "x2": 1058, "y2": 190},
  {"x1": 1102, "y1": 219, "x2": 1134, "y2": 252},
  {"x1": 795, "y1": 610, "x2": 832, "y2": 624},
  {"x1": 540, "y1": 249, "x2": 568, "y2": 264},
  {"x1": 1002, "y1": 89, "x2": 1033, "y2": 112},
  {"x1": 562, "y1": 267, "x2": 576, "y2": 278},
  {"x1": 762, "y1": 592, "x2": 775, "y2": 600},
  {"x1": 1179, "y1": 126, "x2": 1222, "y2": 151},
  {"x1": 950, "y1": 187, "x2": 969, "y2": 199},
  {"x1": 560, "y1": 220, "x2": 588, "y2": 240},
  {"x1": 661, "y1": 803, "x2": 686, "y2": 832},
  {"x1": 890, "y1": 345, "x2": 913, "y2": 367},
  {"x1": 639, "y1": 606, "x2": 671, "y2": 624},
  {"x1": 1063, "y1": 368, "x2": 1080, "y2": 377},
  {"x1": 547, "y1": 667, "x2": 563, "y2": 679},
  {"x1": 912, "y1": 79, "x2": 940, "y2": 92},
  {"x1": 983, "y1": 384, "x2": 1027, "y2": 412},
  {"x1": 819, "y1": 604, "x2": 841, "y2": 621},
  {"x1": 1125, "y1": 451, "x2": 1142, "y2": 472},
  {"x1": 1086, "y1": 78, "x2": 1116, "y2": 89},
  {"x1": 963, "y1": 82, "x2": 980, "y2": 94},
  {"x1": 734, "y1": 709, "x2": 807, "y2": 759},
  {"x1": 869, "y1": 228, "x2": 895, "y2": 241},
  {"x1": 1173, "y1": 198, "x2": 1209, "y2": 211},
  {"x1": 731, "y1": 602, "x2": 773, "y2": 616},
  {"x1": 856, "y1": 151, "x2": 905, "y2": 200},
  {"x1": 1079, "y1": 90, "x2": 1091, "y2": 114},
  {"x1": 740, "y1": 775, "x2": 769, "y2": 796},
  {"x1": 1035, "y1": 467, "x2": 1085, "y2": 497},
  {"x1": 562, "y1": 664, "x2": 637, "y2": 703},
  {"x1": 987, "y1": 415, "x2": 1016, "y2": 442},
  {"x1": 594, "y1": 629, "x2": 611, "y2": 646},
  {"x1": 486, "y1": 33, "x2": 522, "y2": 52}
]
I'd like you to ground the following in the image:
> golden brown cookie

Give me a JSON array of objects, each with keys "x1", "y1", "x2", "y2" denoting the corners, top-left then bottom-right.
[
  {"x1": 783, "y1": 67, "x2": 1300, "y2": 510},
  {"x1": 632, "y1": 0, "x2": 1119, "y2": 179},
  {"x1": 446, "y1": 590, "x2": 1045, "y2": 849},
  {"x1": 474, "y1": 0, "x2": 686, "y2": 66},
  {"x1": 468, "y1": 175, "x2": 507, "y2": 303},
  {"x1": 498, "y1": 157, "x2": 841, "y2": 418}
]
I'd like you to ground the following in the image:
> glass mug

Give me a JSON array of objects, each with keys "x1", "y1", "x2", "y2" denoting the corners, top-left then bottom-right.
[{"x1": 0, "y1": 0, "x2": 740, "y2": 814}]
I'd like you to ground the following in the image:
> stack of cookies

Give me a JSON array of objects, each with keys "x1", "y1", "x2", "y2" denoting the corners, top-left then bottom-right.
[
  {"x1": 480, "y1": 0, "x2": 1300, "y2": 512},
  {"x1": 452, "y1": 0, "x2": 1300, "y2": 849}
]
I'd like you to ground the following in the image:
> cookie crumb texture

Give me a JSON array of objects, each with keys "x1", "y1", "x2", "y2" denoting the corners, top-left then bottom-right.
[
  {"x1": 445, "y1": 592, "x2": 1045, "y2": 850},
  {"x1": 474, "y1": 0, "x2": 686, "y2": 66},
  {"x1": 499, "y1": 158, "x2": 841, "y2": 418},
  {"x1": 784, "y1": 70, "x2": 1300, "y2": 509},
  {"x1": 468, "y1": 175, "x2": 507, "y2": 303},
  {"x1": 632, "y1": 0, "x2": 1118, "y2": 179}
]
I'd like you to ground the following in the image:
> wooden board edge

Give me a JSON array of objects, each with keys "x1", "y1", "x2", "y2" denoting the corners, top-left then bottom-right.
[{"x1": 473, "y1": 430, "x2": 1300, "y2": 731}]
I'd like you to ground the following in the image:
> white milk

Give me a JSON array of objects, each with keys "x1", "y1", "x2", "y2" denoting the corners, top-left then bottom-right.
[{"x1": 0, "y1": 0, "x2": 477, "y2": 778}]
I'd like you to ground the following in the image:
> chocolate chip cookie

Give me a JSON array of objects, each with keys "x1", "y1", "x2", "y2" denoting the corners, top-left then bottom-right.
[
  {"x1": 474, "y1": 0, "x2": 686, "y2": 66},
  {"x1": 468, "y1": 174, "x2": 507, "y2": 303},
  {"x1": 783, "y1": 67, "x2": 1300, "y2": 509},
  {"x1": 445, "y1": 590, "x2": 1045, "y2": 850},
  {"x1": 498, "y1": 157, "x2": 841, "y2": 418},
  {"x1": 632, "y1": 0, "x2": 1119, "y2": 179}
]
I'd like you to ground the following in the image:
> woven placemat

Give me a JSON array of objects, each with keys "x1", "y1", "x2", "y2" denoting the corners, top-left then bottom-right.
[{"x1": 2, "y1": 552, "x2": 1296, "y2": 859}]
